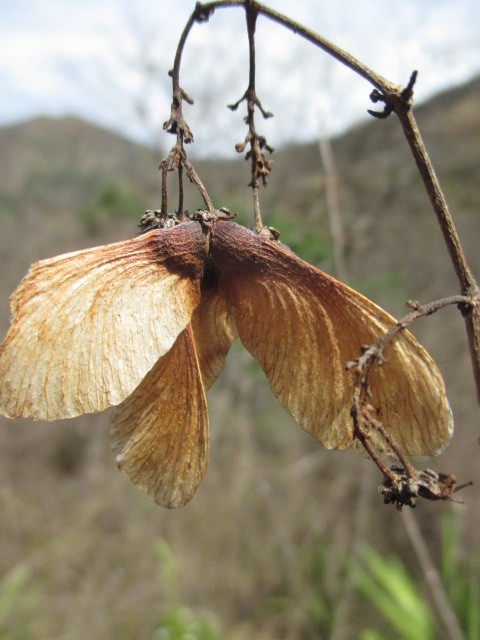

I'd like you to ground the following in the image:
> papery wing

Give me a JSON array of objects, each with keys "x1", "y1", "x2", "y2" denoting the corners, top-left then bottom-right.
[
  {"x1": 211, "y1": 221, "x2": 452, "y2": 457},
  {"x1": 0, "y1": 222, "x2": 206, "y2": 420},
  {"x1": 191, "y1": 268, "x2": 237, "y2": 391},
  {"x1": 110, "y1": 324, "x2": 208, "y2": 508}
]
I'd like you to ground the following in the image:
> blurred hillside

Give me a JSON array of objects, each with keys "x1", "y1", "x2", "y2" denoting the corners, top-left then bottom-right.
[
  {"x1": 1, "y1": 77, "x2": 479, "y2": 304},
  {"x1": 0, "y1": 76, "x2": 479, "y2": 639}
]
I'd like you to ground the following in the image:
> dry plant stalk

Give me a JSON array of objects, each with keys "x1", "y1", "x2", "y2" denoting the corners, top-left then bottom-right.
[{"x1": 0, "y1": 0, "x2": 477, "y2": 509}]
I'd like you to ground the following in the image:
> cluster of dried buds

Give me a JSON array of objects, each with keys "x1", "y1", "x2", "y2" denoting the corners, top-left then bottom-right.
[
  {"x1": 379, "y1": 466, "x2": 463, "y2": 510},
  {"x1": 0, "y1": 209, "x2": 453, "y2": 507}
]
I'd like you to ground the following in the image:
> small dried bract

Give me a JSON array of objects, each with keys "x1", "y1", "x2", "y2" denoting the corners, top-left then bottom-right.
[{"x1": 379, "y1": 465, "x2": 469, "y2": 510}]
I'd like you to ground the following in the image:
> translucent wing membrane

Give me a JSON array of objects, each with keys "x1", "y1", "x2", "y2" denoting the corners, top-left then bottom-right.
[
  {"x1": 0, "y1": 222, "x2": 205, "y2": 420},
  {"x1": 110, "y1": 325, "x2": 208, "y2": 508},
  {"x1": 211, "y1": 222, "x2": 452, "y2": 456}
]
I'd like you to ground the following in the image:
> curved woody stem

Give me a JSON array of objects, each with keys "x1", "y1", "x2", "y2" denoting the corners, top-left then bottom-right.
[
  {"x1": 197, "y1": 0, "x2": 395, "y2": 90},
  {"x1": 395, "y1": 104, "x2": 480, "y2": 400}
]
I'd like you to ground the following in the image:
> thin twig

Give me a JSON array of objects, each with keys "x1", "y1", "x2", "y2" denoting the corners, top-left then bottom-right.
[
  {"x1": 347, "y1": 295, "x2": 476, "y2": 506},
  {"x1": 160, "y1": 159, "x2": 168, "y2": 216},
  {"x1": 245, "y1": 0, "x2": 263, "y2": 229},
  {"x1": 163, "y1": 8, "x2": 198, "y2": 143},
  {"x1": 160, "y1": 4, "x2": 222, "y2": 212},
  {"x1": 402, "y1": 509, "x2": 465, "y2": 640},
  {"x1": 349, "y1": 295, "x2": 477, "y2": 376},
  {"x1": 318, "y1": 135, "x2": 348, "y2": 281},
  {"x1": 323, "y1": 181, "x2": 373, "y2": 640},
  {"x1": 198, "y1": 0, "x2": 395, "y2": 92},
  {"x1": 182, "y1": 153, "x2": 215, "y2": 212},
  {"x1": 330, "y1": 464, "x2": 374, "y2": 640},
  {"x1": 394, "y1": 89, "x2": 479, "y2": 289},
  {"x1": 394, "y1": 105, "x2": 480, "y2": 401},
  {"x1": 177, "y1": 163, "x2": 184, "y2": 215},
  {"x1": 227, "y1": 0, "x2": 274, "y2": 229}
]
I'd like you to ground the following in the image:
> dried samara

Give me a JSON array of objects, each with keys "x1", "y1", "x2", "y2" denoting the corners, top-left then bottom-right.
[{"x1": 0, "y1": 213, "x2": 452, "y2": 507}]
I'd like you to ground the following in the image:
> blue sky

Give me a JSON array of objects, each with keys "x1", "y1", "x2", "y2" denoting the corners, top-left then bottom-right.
[{"x1": 1, "y1": 1, "x2": 479, "y2": 155}]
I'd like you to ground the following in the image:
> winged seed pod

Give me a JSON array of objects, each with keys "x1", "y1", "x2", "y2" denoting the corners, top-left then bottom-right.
[{"x1": 0, "y1": 216, "x2": 453, "y2": 508}]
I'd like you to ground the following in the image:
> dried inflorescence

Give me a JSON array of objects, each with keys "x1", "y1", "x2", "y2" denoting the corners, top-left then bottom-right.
[
  {"x1": 0, "y1": 211, "x2": 453, "y2": 507},
  {"x1": 378, "y1": 466, "x2": 471, "y2": 510}
]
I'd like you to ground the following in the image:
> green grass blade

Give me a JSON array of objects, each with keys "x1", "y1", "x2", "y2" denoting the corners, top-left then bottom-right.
[{"x1": 355, "y1": 547, "x2": 436, "y2": 640}]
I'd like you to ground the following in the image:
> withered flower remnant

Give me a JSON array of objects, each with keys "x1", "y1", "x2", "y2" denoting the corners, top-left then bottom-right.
[{"x1": 0, "y1": 213, "x2": 453, "y2": 507}]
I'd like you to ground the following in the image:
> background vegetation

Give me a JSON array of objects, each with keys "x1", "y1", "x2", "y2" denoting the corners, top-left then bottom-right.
[{"x1": 0, "y1": 75, "x2": 479, "y2": 639}]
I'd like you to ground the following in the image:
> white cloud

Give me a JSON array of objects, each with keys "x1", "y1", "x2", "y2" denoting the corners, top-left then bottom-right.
[{"x1": 1, "y1": 0, "x2": 479, "y2": 154}]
